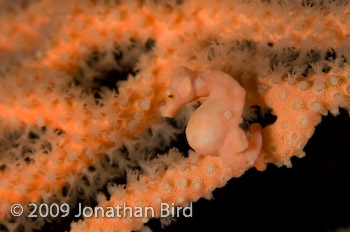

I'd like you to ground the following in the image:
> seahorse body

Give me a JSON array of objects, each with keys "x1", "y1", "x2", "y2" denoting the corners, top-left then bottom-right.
[{"x1": 162, "y1": 67, "x2": 263, "y2": 171}]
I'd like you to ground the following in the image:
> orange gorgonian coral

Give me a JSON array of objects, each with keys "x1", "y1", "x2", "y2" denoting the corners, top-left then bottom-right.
[{"x1": 0, "y1": 0, "x2": 350, "y2": 231}]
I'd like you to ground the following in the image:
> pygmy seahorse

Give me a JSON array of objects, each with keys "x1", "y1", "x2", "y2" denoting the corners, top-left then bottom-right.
[{"x1": 161, "y1": 66, "x2": 262, "y2": 172}]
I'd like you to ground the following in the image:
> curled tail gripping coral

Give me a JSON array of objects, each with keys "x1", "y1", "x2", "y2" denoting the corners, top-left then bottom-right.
[{"x1": 161, "y1": 66, "x2": 263, "y2": 172}]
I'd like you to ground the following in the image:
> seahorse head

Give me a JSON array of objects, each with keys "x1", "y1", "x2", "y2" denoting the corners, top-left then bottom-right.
[{"x1": 161, "y1": 66, "x2": 196, "y2": 117}]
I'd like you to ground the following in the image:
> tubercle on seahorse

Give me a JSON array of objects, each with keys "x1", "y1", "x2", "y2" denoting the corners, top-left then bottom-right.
[{"x1": 161, "y1": 66, "x2": 263, "y2": 172}]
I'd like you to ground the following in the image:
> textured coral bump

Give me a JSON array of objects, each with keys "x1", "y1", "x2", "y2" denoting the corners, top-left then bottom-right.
[{"x1": 1, "y1": 0, "x2": 350, "y2": 232}]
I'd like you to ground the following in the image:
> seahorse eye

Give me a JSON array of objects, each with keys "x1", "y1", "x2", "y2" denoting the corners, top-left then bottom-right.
[{"x1": 166, "y1": 89, "x2": 175, "y2": 99}]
